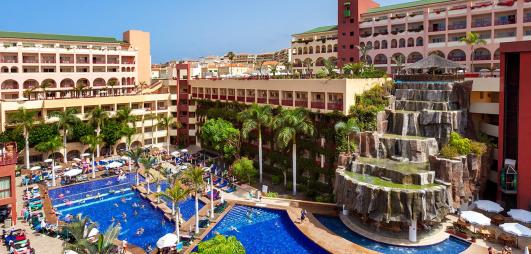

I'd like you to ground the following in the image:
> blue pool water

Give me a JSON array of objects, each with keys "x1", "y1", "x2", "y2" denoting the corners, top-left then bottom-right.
[
  {"x1": 202, "y1": 205, "x2": 328, "y2": 254},
  {"x1": 50, "y1": 174, "x2": 204, "y2": 250},
  {"x1": 315, "y1": 215, "x2": 470, "y2": 254},
  {"x1": 57, "y1": 189, "x2": 174, "y2": 251}
]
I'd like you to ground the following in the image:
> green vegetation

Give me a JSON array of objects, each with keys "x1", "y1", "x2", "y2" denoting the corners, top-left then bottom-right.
[
  {"x1": 194, "y1": 234, "x2": 245, "y2": 254},
  {"x1": 232, "y1": 157, "x2": 257, "y2": 185},
  {"x1": 263, "y1": 192, "x2": 279, "y2": 198},
  {"x1": 335, "y1": 118, "x2": 360, "y2": 154},
  {"x1": 349, "y1": 82, "x2": 393, "y2": 131},
  {"x1": 200, "y1": 118, "x2": 241, "y2": 160},
  {"x1": 357, "y1": 157, "x2": 429, "y2": 174},
  {"x1": 344, "y1": 171, "x2": 439, "y2": 190},
  {"x1": 440, "y1": 132, "x2": 488, "y2": 159}
]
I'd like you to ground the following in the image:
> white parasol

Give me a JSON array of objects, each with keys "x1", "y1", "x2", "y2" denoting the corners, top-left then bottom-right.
[
  {"x1": 106, "y1": 161, "x2": 123, "y2": 169},
  {"x1": 73, "y1": 158, "x2": 82, "y2": 162},
  {"x1": 44, "y1": 159, "x2": 53, "y2": 163},
  {"x1": 180, "y1": 149, "x2": 188, "y2": 153},
  {"x1": 171, "y1": 151, "x2": 180, "y2": 157},
  {"x1": 501, "y1": 223, "x2": 531, "y2": 237},
  {"x1": 156, "y1": 233, "x2": 178, "y2": 248},
  {"x1": 29, "y1": 166, "x2": 41, "y2": 171},
  {"x1": 508, "y1": 209, "x2": 531, "y2": 224},
  {"x1": 474, "y1": 200, "x2": 504, "y2": 213},
  {"x1": 64, "y1": 168, "x2": 82, "y2": 177},
  {"x1": 81, "y1": 153, "x2": 90, "y2": 157},
  {"x1": 461, "y1": 211, "x2": 491, "y2": 226}
]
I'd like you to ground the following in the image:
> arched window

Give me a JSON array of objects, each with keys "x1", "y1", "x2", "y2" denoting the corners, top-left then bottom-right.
[
  {"x1": 367, "y1": 41, "x2": 373, "y2": 49},
  {"x1": 315, "y1": 57, "x2": 325, "y2": 67},
  {"x1": 391, "y1": 53, "x2": 406, "y2": 64},
  {"x1": 293, "y1": 59, "x2": 303, "y2": 67},
  {"x1": 473, "y1": 48, "x2": 491, "y2": 61},
  {"x1": 77, "y1": 78, "x2": 90, "y2": 87},
  {"x1": 321, "y1": 45, "x2": 326, "y2": 53},
  {"x1": 381, "y1": 40, "x2": 388, "y2": 49},
  {"x1": 391, "y1": 39, "x2": 397, "y2": 48},
  {"x1": 10, "y1": 67, "x2": 18, "y2": 73},
  {"x1": 60, "y1": 79, "x2": 75, "y2": 88},
  {"x1": 315, "y1": 46, "x2": 321, "y2": 54},
  {"x1": 298, "y1": 48, "x2": 303, "y2": 55},
  {"x1": 374, "y1": 41, "x2": 380, "y2": 49},
  {"x1": 493, "y1": 48, "x2": 500, "y2": 60},
  {"x1": 374, "y1": 54, "x2": 387, "y2": 65},
  {"x1": 41, "y1": 79, "x2": 56, "y2": 88},
  {"x1": 23, "y1": 79, "x2": 39, "y2": 89},
  {"x1": 309, "y1": 46, "x2": 313, "y2": 54},
  {"x1": 360, "y1": 42, "x2": 365, "y2": 48},
  {"x1": 333, "y1": 44, "x2": 337, "y2": 52},
  {"x1": 303, "y1": 47, "x2": 308, "y2": 54},
  {"x1": 327, "y1": 45, "x2": 333, "y2": 53},
  {"x1": 407, "y1": 52, "x2": 423, "y2": 63},
  {"x1": 407, "y1": 38, "x2": 414, "y2": 47},
  {"x1": 399, "y1": 38, "x2": 406, "y2": 48},
  {"x1": 448, "y1": 49, "x2": 466, "y2": 61},
  {"x1": 1, "y1": 67, "x2": 8, "y2": 73},
  {"x1": 328, "y1": 57, "x2": 337, "y2": 66},
  {"x1": 416, "y1": 37, "x2": 423, "y2": 47},
  {"x1": 1, "y1": 79, "x2": 18, "y2": 89},
  {"x1": 362, "y1": 55, "x2": 372, "y2": 64},
  {"x1": 93, "y1": 78, "x2": 106, "y2": 87}
]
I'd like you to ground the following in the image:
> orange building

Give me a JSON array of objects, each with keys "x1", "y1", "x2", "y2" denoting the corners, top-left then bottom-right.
[{"x1": 0, "y1": 142, "x2": 18, "y2": 226}]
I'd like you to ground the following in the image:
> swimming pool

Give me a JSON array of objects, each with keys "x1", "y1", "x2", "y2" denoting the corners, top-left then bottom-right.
[
  {"x1": 315, "y1": 215, "x2": 470, "y2": 254},
  {"x1": 202, "y1": 205, "x2": 328, "y2": 254},
  {"x1": 50, "y1": 174, "x2": 203, "y2": 250}
]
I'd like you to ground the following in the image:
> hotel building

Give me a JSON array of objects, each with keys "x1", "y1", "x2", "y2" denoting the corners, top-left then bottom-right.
[
  {"x1": 0, "y1": 142, "x2": 17, "y2": 226},
  {"x1": 0, "y1": 30, "x2": 179, "y2": 163},
  {"x1": 291, "y1": 26, "x2": 339, "y2": 74},
  {"x1": 337, "y1": 0, "x2": 531, "y2": 73}
]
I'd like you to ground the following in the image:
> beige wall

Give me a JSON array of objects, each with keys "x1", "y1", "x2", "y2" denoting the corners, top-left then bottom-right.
[{"x1": 123, "y1": 30, "x2": 151, "y2": 85}]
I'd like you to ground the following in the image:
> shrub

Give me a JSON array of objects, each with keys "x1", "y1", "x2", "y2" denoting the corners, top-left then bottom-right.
[
  {"x1": 470, "y1": 141, "x2": 487, "y2": 156},
  {"x1": 440, "y1": 144, "x2": 459, "y2": 159},
  {"x1": 448, "y1": 132, "x2": 471, "y2": 155},
  {"x1": 315, "y1": 193, "x2": 335, "y2": 203},
  {"x1": 271, "y1": 175, "x2": 282, "y2": 185},
  {"x1": 231, "y1": 157, "x2": 257, "y2": 184},
  {"x1": 264, "y1": 192, "x2": 278, "y2": 198}
]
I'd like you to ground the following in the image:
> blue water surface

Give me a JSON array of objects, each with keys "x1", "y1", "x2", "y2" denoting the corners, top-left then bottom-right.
[
  {"x1": 202, "y1": 205, "x2": 328, "y2": 254},
  {"x1": 315, "y1": 215, "x2": 471, "y2": 254}
]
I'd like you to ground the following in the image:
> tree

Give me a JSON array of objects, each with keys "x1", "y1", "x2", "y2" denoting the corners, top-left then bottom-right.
[
  {"x1": 460, "y1": 32, "x2": 487, "y2": 72},
  {"x1": 85, "y1": 106, "x2": 108, "y2": 157},
  {"x1": 40, "y1": 79, "x2": 54, "y2": 99},
  {"x1": 120, "y1": 125, "x2": 136, "y2": 153},
  {"x1": 226, "y1": 51, "x2": 236, "y2": 76},
  {"x1": 323, "y1": 59, "x2": 337, "y2": 78},
  {"x1": 269, "y1": 63, "x2": 279, "y2": 77},
  {"x1": 10, "y1": 107, "x2": 36, "y2": 169},
  {"x1": 200, "y1": 118, "x2": 240, "y2": 160},
  {"x1": 282, "y1": 60, "x2": 292, "y2": 75},
  {"x1": 183, "y1": 166, "x2": 205, "y2": 234},
  {"x1": 335, "y1": 118, "x2": 360, "y2": 154},
  {"x1": 342, "y1": 62, "x2": 363, "y2": 77},
  {"x1": 256, "y1": 60, "x2": 265, "y2": 76},
  {"x1": 274, "y1": 108, "x2": 315, "y2": 195},
  {"x1": 124, "y1": 148, "x2": 144, "y2": 185},
  {"x1": 49, "y1": 108, "x2": 80, "y2": 163},
  {"x1": 64, "y1": 221, "x2": 121, "y2": 254},
  {"x1": 156, "y1": 182, "x2": 190, "y2": 242},
  {"x1": 81, "y1": 134, "x2": 104, "y2": 179},
  {"x1": 392, "y1": 55, "x2": 405, "y2": 74},
  {"x1": 73, "y1": 82, "x2": 87, "y2": 98},
  {"x1": 195, "y1": 235, "x2": 245, "y2": 254},
  {"x1": 100, "y1": 120, "x2": 123, "y2": 154},
  {"x1": 303, "y1": 58, "x2": 313, "y2": 76},
  {"x1": 232, "y1": 157, "x2": 256, "y2": 185},
  {"x1": 116, "y1": 107, "x2": 136, "y2": 128},
  {"x1": 35, "y1": 135, "x2": 63, "y2": 186},
  {"x1": 237, "y1": 104, "x2": 273, "y2": 183},
  {"x1": 140, "y1": 156, "x2": 157, "y2": 194},
  {"x1": 356, "y1": 44, "x2": 372, "y2": 66},
  {"x1": 106, "y1": 79, "x2": 118, "y2": 96},
  {"x1": 158, "y1": 115, "x2": 180, "y2": 152}
]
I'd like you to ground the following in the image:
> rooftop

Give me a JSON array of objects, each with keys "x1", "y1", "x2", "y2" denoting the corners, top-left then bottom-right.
[
  {"x1": 0, "y1": 31, "x2": 121, "y2": 43},
  {"x1": 293, "y1": 25, "x2": 337, "y2": 36},
  {"x1": 366, "y1": 0, "x2": 454, "y2": 14}
]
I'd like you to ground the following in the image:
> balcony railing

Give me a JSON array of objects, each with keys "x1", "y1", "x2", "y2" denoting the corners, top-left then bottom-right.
[
  {"x1": 495, "y1": 19, "x2": 516, "y2": 25},
  {"x1": 269, "y1": 98, "x2": 279, "y2": 105},
  {"x1": 246, "y1": 97, "x2": 255, "y2": 103},
  {"x1": 295, "y1": 100, "x2": 308, "y2": 107},
  {"x1": 237, "y1": 96, "x2": 245, "y2": 102},
  {"x1": 472, "y1": 20, "x2": 492, "y2": 27},
  {"x1": 448, "y1": 56, "x2": 466, "y2": 61},
  {"x1": 205, "y1": 94, "x2": 211, "y2": 99},
  {"x1": 311, "y1": 101, "x2": 325, "y2": 109},
  {"x1": 227, "y1": 96, "x2": 235, "y2": 101},
  {"x1": 257, "y1": 98, "x2": 267, "y2": 103},
  {"x1": 220, "y1": 95, "x2": 227, "y2": 100},
  {"x1": 327, "y1": 102, "x2": 343, "y2": 111},
  {"x1": 191, "y1": 93, "x2": 197, "y2": 98},
  {"x1": 525, "y1": 15, "x2": 531, "y2": 23},
  {"x1": 282, "y1": 99, "x2": 293, "y2": 106},
  {"x1": 212, "y1": 95, "x2": 219, "y2": 100},
  {"x1": 198, "y1": 93, "x2": 204, "y2": 98},
  {"x1": 448, "y1": 23, "x2": 467, "y2": 30},
  {"x1": 0, "y1": 59, "x2": 17, "y2": 63},
  {"x1": 0, "y1": 142, "x2": 17, "y2": 166},
  {"x1": 473, "y1": 55, "x2": 491, "y2": 60},
  {"x1": 429, "y1": 27, "x2": 446, "y2": 32}
]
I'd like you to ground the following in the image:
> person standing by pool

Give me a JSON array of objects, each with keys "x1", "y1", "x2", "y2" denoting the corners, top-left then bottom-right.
[{"x1": 300, "y1": 209, "x2": 307, "y2": 222}]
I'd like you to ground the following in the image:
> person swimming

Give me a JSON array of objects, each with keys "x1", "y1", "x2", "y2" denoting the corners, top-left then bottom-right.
[
  {"x1": 135, "y1": 227, "x2": 144, "y2": 236},
  {"x1": 132, "y1": 202, "x2": 139, "y2": 208},
  {"x1": 106, "y1": 180, "x2": 113, "y2": 185},
  {"x1": 146, "y1": 245, "x2": 153, "y2": 253},
  {"x1": 114, "y1": 203, "x2": 119, "y2": 208},
  {"x1": 121, "y1": 197, "x2": 126, "y2": 203},
  {"x1": 133, "y1": 210, "x2": 138, "y2": 217},
  {"x1": 161, "y1": 219, "x2": 166, "y2": 226},
  {"x1": 110, "y1": 216, "x2": 115, "y2": 223},
  {"x1": 229, "y1": 226, "x2": 239, "y2": 233},
  {"x1": 140, "y1": 204, "x2": 145, "y2": 209},
  {"x1": 122, "y1": 212, "x2": 127, "y2": 219}
]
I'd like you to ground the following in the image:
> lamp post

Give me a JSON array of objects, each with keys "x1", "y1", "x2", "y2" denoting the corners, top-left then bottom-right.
[{"x1": 210, "y1": 166, "x2": 214, "y2": 219}]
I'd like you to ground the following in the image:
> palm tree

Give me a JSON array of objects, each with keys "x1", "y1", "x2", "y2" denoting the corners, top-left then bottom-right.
[
  {"x1": 237, "y1": 104, "x2": 273, "y2": 183},
  {"x1": 303, "y1": 58, "x2": 313, "y2": 76},
  {"x1": 282, "y1": 60, "x2": 292, "y2": 76},
  {"x1": 23, "y1": 87, "x2": 36, "y2": 100},
  {"x1": 74, "y1": 82, "x2": 87, "y2": 98},
  {"x1": 274, "y1": 108, "x2": 315, "y2": 195},
  {"x1": 140, "y1": 156, "x2": 157, "y2": 194},
  {"x1": 121, "y1": 125, "x2": 136, "y2": 153},
  {"x1": 196, "y1": 235, "x2": 245, "y2": 254},
  {"x1": 269, "y1": 63, "x2": 279, "y2": 77},
  {"x1": 10, "y1": 107, "x2": 36, "y2": 169},
  {"x1": 117, "y1": 106, "x2": 137, "y2": 151},
  {"x1": 323, "y1": 59, "x2": 337, "y2": 78},
  {"x1": 81, "y1": 134, "x2": 103, "y2": 179},
  {"x1": 156, "y1": 182, "x2": 189, "y2": 242},
  {"x1": 226, "y1": 51, "x2": 235, "y2": 76},
  {"x1": 392, "y1": 55, "x2": 405, "y2": 74},
  {"x1": 62, "y1": 214, "x2": 97, "y2": 243},
  {"x1": 85, "y1": 106, "x2": 108, "y2": 158},
  {"x1": 335, "y1": 118, "x2": 360, "y2": 155},
  {"x1": 106, "y1": 79, "x2": 117, "y2": 96},
  {"x1": 49, "y1": 108, "x2": 80, "y2": 163},
  {"x1": 158, "y1": 115, "x2": 180, "y2": 152},
  {"x1": 183, "y1": 166, "x2": 205, "y2": 234},
  {"x1": 35, "y1": 135, "x2": 63, "y2": 186},
  {"x1": 460, "y1": 32, "x2": 487, "y2": 72},
  {"x1": 256, "y1": 60, "x2": 265, "y2": 76},
  {"x1": 356, "y1": 44, "x2": 372, "y2": 65},
  {"x1": 40, "y1": 79, "x2": 54, "y2": 99},
  {"x1": 64, "y1": 221, "x2": 121, "y2": 254},
  {"x1": 124, "y1": 148, "x2": 144, "y2": 185}
]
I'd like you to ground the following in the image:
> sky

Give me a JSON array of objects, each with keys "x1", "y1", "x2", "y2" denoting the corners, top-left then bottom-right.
[{"x1": 0, "y1": 0, "x2": 410, "y2": 63}]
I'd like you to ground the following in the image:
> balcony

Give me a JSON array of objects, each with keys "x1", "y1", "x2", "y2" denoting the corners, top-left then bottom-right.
[
  {"x1": 205, "y1": 94, "x2": 211, "y2": 100},
  {"x1": 220, "y1": 95, "x2": 227, "y2": 100},
  {"x1": 494, "y1": 17, "x2": 516, "y2": 26},
  {"x1": 472, "y1": 20, "x2": 492, "y2": 28},
  {"x1": 191, "y1": 93, "x2": 197, "y2": 98},
  {"x1": 178, "y1": 104, "x2": 188, "y2": 111},
  {"x1": 448, "y1": 56, "x2": 466, "y2": 62},
  {"x1": 282, "y1": 99, "x2": 293, "y2": 106},
  {"x1": 311, "y1": 101, "x2": 325, "y2": 109},
  {"x1": 524, "y1": 15, "x2": 531, "y2": 23},
  {"x1": 246, "y1": 97, "x2": 255, "y2": 103},
  {"x1": 211, "y1": 95, "x2": 219, "y2": 100},
  {"x1": 198, "y1": 93, "x2": 204, "y2": 98},
  {"x1": 448, "y1": 23, "x2": 467, "y2": 30},
  {"x1": 0, "y1": 142, "x2": 17, "y2": 166},
  {"x1": 257, "y1": 98, "x2": 267, "y2": 103},
  {"x1": 295, "y1": 100, "x2": 308, "y2": 107},
  {"x1": 269, "y1": 98, "x2": 280, "y2": 105},
  {"x1": 479, "y1": 121, "x2": 499, "y2": 137},
  {"x1": 429, "y1": 27, "x2": 446, "y2": 32},
  {"x1": 0, "y1": 58, "x2": 17, "y2": 63},
  {"x1": 227, "y1": 96, "x2": 235, "y2": 101},
  {"x1": 237, "y1": 96, "x2": 245, "y2": 102},
  {"x1": 327, "y1": 102, "x2": 343, "y2": 111},
  {"x1": 470, "y1": 102, "x2": 499, "y2": 114}
]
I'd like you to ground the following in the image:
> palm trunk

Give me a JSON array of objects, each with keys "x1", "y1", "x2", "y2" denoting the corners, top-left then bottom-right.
[
  {"x1": 176, "y1": 207, "x2": 181, "y2": 242},
  {"x1": 194, "y1": 193, "x2": 199, "y2": 233},
  {"x1": 166, "y1": 126, "x2": 170, "y2": 152},
  {"x1": 258, "y1": 128, "x2": 263, "y2": 183},
  {"x1": 92, "y1": 154, "x2": 96, "y2": 179},
  {"x1": 136, "y1": 169, "x2": 140, "y2": 185},
  {"x1": 292, "y1": 140, "x2": 297, "y2": 196},
  {"x1": 24, "y1": 129, "x2": 30, "y2": 169},
  {"x1": 283, "y1": 171, "x2": 287, "y2": 187},
  {"x1": 146, "y1": 175, "x2": 151, "y2": 194},
  {"x1": 51, "y1": 158, "x2": 56, "y2": 187},
  {"x1": 210, "y1": 176, "x2": 214, "y2": 218},
  {"x1": 347, "y1": 135, "x2": 350, "y2": 154},
  {"x1": 141, "y1": 115, "x2": 145, "y2": 146},
  {"x1": 63, "y1": 130, "x2": 68, "y2": 163},
  {"x1": 96, "y1": 124, "x2": 101, "y2": 158}
]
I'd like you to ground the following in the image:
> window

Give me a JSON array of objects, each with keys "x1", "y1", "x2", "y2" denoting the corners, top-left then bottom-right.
[
  {"x1": 350, "y1": 32, "x2": 354, "y2": 36},
  {"x1": 350, "y1": 45, "x2": 354, "y2": 49},
  {"x1": 350, "y1": 19, "x2": 354, "y2": 23},
  {"x1": 0, "y1": 177, "x2": 11, "y2": 199}
]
